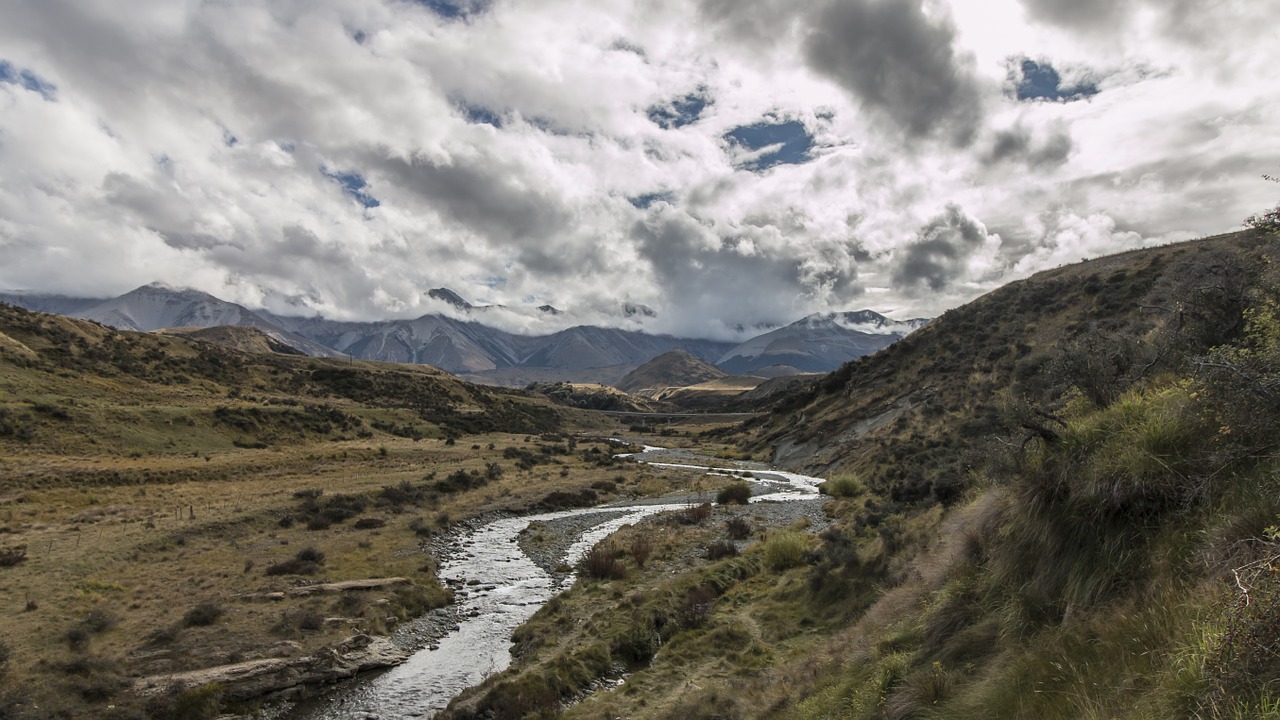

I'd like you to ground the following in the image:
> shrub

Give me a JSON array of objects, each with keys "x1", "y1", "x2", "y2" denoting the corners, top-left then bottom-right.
[
  {"x1": 715, "y1": 482, "x2": 752, "y2": 505},
  {"x1": 725, "y1": 517, "x2": 752, "y2": 540},
  {"x1": 0, "y1": 545, "x2": 27, "y2": 567},
  {"x1": 682, "y1": 502, "x2": 712, "y2": 525},
  {"x1": 162, "y1": 682, "x2": 224, "y2": 720},
  {"x1": 295, "y1": 608, "x2": 325, "y2": 631},
  {"x1": 82, "y1": 608, "x2": 118, "y2": 633},
  {"x1": 630, "y1": 536, "x2": 654, "y2": 569},
  {"x1": 305, "y1": 516, "x2": 331, "y2": 531},
  {"x1": 705, "y1": 540, "x2": 738, "y2": 560},
  {"x1": 821, "y1": 473, "x2": 866, "y2": 498},
  {"x1": 353, "y1": 517, "x2": 386, "y2": 530},
  {"x1": 581, "y1": 543, "x2": 626, "y2": 580},
  {"x1": 682, "y1": 585, "x2": 717, "y2": 627},
  {"x1": 763, "y1": 530, "x2": 809, "y2": 571},
  {"x1": 265, "y1": 547, "x2": 325, "y2": 576},
  {"x1": 182, "y1": 601, "x2": 224, "y2": 628},
  {"x1": 66, "y1": 625, "x2": 91, "y2": 651}
]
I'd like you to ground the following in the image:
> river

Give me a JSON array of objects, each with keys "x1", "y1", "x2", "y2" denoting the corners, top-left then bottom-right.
[{"x1": 285, "y1": 445, "x2": 824, "y2": 719}]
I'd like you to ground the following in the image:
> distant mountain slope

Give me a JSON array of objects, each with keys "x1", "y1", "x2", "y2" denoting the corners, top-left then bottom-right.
[
  {"x1": 1, "y1": 284, "x2": 341, "y2": 358},
  {"x1": 717, "y1": 310, "x2": 927, "y2": 374},
  {"x1": 616, "y1": 349, "x2": 727, "y2": 394},
  {"x1": 3, "y1": 285, "x2": 912, "y2": 378}
]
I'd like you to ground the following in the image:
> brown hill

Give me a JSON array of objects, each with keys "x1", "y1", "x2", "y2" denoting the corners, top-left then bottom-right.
[
  {"x1": 734, "y1": 231, "x2": 1275, "y2": 503},
  {"x1": 157, "y1": 325, "x2": 308, "y2": 356},
  {"x1": 616, "y1": 349, "x2": 727, "y2": 394}
]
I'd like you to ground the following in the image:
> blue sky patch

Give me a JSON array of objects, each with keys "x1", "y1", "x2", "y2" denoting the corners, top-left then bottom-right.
[
  {"x1": 0, "y1": 60, "x2": 57, "y2": 100},
  {"x1": 413, "y1": 0, "x2": 491, "y2": 21},
  {"x1": 1016, "y1": 59, "x2": 1098, "y2": 102},
  {"x1": 648, "y1": 92, "x2": 710, "y2": 129},
  {"x1": 460, "y1": 103, "x2": 503, "y2": 128},
  {"x1": 724, "y1": 119, "x2": 814, "y2": 171},
  {"x1": 628, "y1": 191, "x2": 674, "y2": 209},
  {"x1": 322, "y1": 167, "x2": 380, "y2": 208}
]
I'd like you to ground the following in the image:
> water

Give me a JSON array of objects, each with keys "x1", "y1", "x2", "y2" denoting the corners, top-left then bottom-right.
[{"x1": 289, "y1": 446, "x2": 824, "y2": 718}]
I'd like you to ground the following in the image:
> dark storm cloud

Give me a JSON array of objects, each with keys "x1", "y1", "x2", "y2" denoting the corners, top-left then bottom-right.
[
  {"x1": 893, "y1": 204, "x2": 991, "y2": 291},
  {"x1": 1019, "y1": 0, "x2": 1133, "y2": 32},
  {"x1": 156, "y1": 231, "x2": 238, "y2": 252},
  {"x1": 984, "y1": 124, "x2": 1073, "y2": 168},
  {"x1": 804, "y1": 0, "x2": 984, "y2": 144},
  {"x1": 371, "y1": 152, "x2": 571, "y2": 247}
]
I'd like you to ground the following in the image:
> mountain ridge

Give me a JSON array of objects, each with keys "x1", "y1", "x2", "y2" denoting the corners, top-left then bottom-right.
[{"x1": 1, "y1": 286, "x2": 921, "y2": 378}]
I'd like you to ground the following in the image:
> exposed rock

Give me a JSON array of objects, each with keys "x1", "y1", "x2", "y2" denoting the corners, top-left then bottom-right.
[
  {"x1": 133, "y1": 634, "x2": 408, "y2": 701},
  {"x1": 286, "y1": 577, "x2": 411, "y2": 597}
]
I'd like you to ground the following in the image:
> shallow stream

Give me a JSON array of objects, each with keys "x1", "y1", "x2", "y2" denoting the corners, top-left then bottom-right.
[{"x1": 287, "y1": 445, "x2": 824, "y2": 719}]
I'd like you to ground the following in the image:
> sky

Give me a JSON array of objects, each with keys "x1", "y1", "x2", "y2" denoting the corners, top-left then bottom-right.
[{"x1": 1, "y1": 0, "x2": 1278, "y2": 340}]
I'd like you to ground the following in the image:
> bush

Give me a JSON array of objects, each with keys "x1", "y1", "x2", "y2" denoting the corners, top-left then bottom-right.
[
  {"x1": 705, "y1": 540, "x2": 738, "y2": 560},
  {"x1": 0, "y1": 545, "x2": 27, "y2": 567},
  {"x1": 580, "y1": 543, "x2": 626, "y2": 580},
  {"x1": 353, "y1": 517, "x2": 386, "y2": 530},
  {"x1": 763, "y1": 530, "x2": 809, "y2": 571},
  {"x1": 182, "y1": 601, "x2": 224, "y2": 628},
  {"x1": 821, "y1": 473, "x2": 866, "y2": 498},
  {"x1": 265, "y1": 547, "x2": 325, "y2": 576},
  {"x1": 630, "y1": 536, "x2": 654, "y2": 569},
  {"x1": 686, "y1": 499, "x2": 716, "y2": 520},
  {"x1": 715, "y1": 482, "x2": 752, "y2": 505},
  {"x1": 725, "y1": 517, "x2": 752, "y2": 540}
]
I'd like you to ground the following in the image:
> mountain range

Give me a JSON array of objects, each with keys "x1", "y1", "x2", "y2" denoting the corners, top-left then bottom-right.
[{"x1": 0, "y1": 284, "x2": 926, "y2": 380}]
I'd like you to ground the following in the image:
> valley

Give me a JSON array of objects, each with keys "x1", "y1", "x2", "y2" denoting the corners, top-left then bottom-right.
[{"x1": 1, "y1": 229, "x2": 1279, "y2": 719}]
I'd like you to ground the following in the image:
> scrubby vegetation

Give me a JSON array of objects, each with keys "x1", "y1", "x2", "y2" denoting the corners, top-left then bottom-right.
[{"x1": 443, "y1": 228, "x2": 1280, "y2": 720}]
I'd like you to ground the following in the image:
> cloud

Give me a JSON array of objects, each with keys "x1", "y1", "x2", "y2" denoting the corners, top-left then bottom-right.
[
  {"x1": 1019, "y1": 0, "x2": 1133, "y2": 33},
  {"x1": 0, "y1": 0, "x2": 1276, "y2": 339},
  {"x1": 983, "y1": 122, "x2": 1073, "y2": 168},
  {"x1": 892, "y1": 204, "x2": 1001, "y2": 292},
  {"x1": 804, "y1": 0, "x2": 985, "y2": 144}
]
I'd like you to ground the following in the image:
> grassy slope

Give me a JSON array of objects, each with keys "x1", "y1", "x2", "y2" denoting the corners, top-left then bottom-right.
[
  {"x1": 0, "y1": 304, "x2": 706, "y2": 719},
  {"x1": 439, "y1": 231, "x2": 1280, "y2": 720}
]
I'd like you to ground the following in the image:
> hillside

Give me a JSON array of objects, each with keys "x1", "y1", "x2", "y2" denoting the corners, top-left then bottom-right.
[
  {"x1": 435, "y1": 228, "x2": 1280, "y2": 720},
  {"x1": 156, "y1": 325, "x2": 308, "y2": 356},
  {"x1": 616, "y1": 349, "x2": 728, "y2": 394},
  {"x1": 733, "y1": 232, "x2": 1271, "y2": 501},
  {"x1": 0, "y1": 302, "x2": 696, "y2": 718}
]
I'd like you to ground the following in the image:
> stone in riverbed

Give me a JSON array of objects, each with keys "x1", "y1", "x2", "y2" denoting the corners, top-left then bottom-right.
[{"x1": 133, "y1": 634, "x2": 408, "y2": 702}]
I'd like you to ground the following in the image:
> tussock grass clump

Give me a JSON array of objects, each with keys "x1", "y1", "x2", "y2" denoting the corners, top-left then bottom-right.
[
  {"x1": 265, "y1": 547, "x2": 326, "y2": 576},
  {"x1": 763, "y1": 529, "x2": 809, "y2": 571},
  {"x1": 629, "y1": 536, "x2": 654, "y2": 569},
  {"x1": 821, "y1": 472, "x2": 866, "y2": 498},
  {"x1": 182, "y1": 601, "x2": 225, "y2": 628},
  {"x1": 0, "y1": 545, "x2": 27, "y2": 567},
  {"x1": 580, "y1": 543, "x2": 626, "y2": 580},
  {"x1": 715, "y1": 481, "x2": 752, "y2": 505},
  {"x1": 725, "y1": 516, "x2": 753, "y2": 540},
  {"x1": 682, "y1": 502, "x2": 712, "y2": 524},
  {"x1": 705, "y1": 540, "x2": 738, "y2": 560}
]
